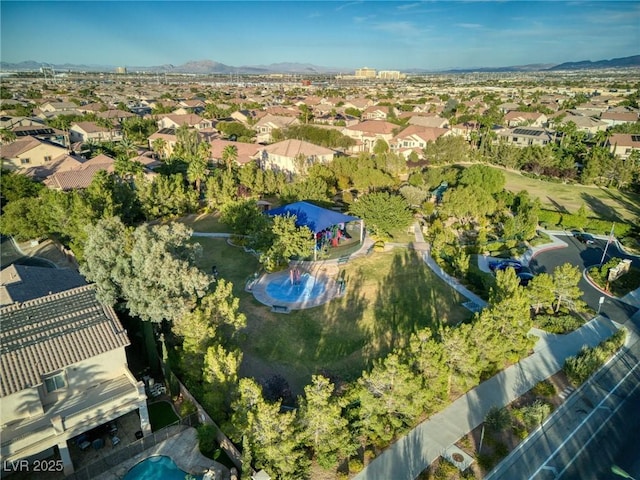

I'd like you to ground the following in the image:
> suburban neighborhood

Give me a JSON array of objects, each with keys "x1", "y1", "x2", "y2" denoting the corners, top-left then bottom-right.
[{"x1": 1, "y1": 2, "x2": 640, "y2": 480}]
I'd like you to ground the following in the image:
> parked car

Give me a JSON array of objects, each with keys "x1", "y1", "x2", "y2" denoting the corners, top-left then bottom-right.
[
  {"x1": 493, "y1": 260, "x2": 523, "y2": 273},
  {"x1": 517, "y1": 267, "x2": 535, "y2": 286},
  {"x1": 575, "y1": 233, "x2": 595, "y2": 245}
]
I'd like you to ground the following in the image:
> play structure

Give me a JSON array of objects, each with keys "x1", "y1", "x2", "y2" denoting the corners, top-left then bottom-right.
[{"x1": 266, "y1": 201, "x2": 364, "y2": 260}]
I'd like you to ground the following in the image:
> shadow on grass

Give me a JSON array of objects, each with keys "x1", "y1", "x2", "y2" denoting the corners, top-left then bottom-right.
[{"x1": 579, "y1": 192, "x2": 624, "y2": 223}]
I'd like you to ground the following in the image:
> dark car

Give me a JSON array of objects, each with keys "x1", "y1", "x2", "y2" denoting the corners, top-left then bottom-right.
[
  {"x1": 517, "y1": 266, "x2": 535, "y2": 286},
  {"x1": 575, "y1": 233, "x2": 595, "y2": 245},
  {"x1": 493, "y1": 260, "x2": 523, "y2": 273}
]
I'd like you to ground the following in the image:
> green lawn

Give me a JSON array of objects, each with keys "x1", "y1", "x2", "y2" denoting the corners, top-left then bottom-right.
[
  {"x1": 178, "y1": 212, "x2": 228, "y2": 233},
  {"x1": 219, "y1": 248, "x2": 469, "y2": 393},
  {"x1": 148, "y1": 401, "x2": 179, "y2": 431},
  {"x1": 498, "y1": 168, "x2": 640, "y2": 222}
]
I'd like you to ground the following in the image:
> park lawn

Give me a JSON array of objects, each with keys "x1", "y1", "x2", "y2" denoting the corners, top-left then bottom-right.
[
  {"x1": 237, "y1": 249, "x2": 472, "y2": 393},
  {"x1": 178, "y1": 212, "x2": 228, "y2": 233},
  {"x1": 189, "y1": 237, "x2": 260, "y2": 296},
  {"x1": 148, "y1": 401, "x2": 179, "y2": 431},
  {"x1": 498, "y1": 168, "x2": 640, "y2": 222}
]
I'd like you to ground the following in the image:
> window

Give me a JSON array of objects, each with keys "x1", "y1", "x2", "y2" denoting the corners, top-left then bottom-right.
[
  {"x1": 20, "y1": 158, "x2": 31, "y2": 164},
  {"x1": 44, "y1": 156, "x2": 52, "y2": 162},
  {"x1": 44, "y1": 372, "x2": 66, "y2": 393}
]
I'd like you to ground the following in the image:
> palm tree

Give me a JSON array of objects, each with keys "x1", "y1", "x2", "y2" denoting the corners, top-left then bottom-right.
[
  {"x1": 152, "y1": 138, "x2": 167, "y2": 159},
  {"x1": 118, "y1": 137, "x2": 138, "y2": 158},
  {"x1": 187, "y1": 156, "x2": 208, "y2": 194},
  {"x1": 222, "y1": 145, "x2": 238, "y2": 172},
  {"x1": 0, "y1": 128, "x2": 17, "y2": 145}
]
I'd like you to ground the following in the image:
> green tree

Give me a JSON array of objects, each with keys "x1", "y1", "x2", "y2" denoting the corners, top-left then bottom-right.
[
  {"x1": 459, "y1": 164, "x2": 506, "y2": 194},
  {"x1": 526, "y1": 272, "x2": 556, "y2": 314},
  {"x1": 202, "y1": 344, "x2": 243, "y2": 416},
  {"x1": 298, "y1": 375, "x2": 355, "y2": 469},
  {"x1": 261, "y1": 214, "x2": 315, "y2": 269},
  {"x1": 552, "y1": 263, "x2": 585, "y2": 313},
  {"x1": 0, "y1": 169, "x2": 43, "y2": 205},
  {"x1": 349, "y1": 192, "x2": 413, "y2": 239},
  {"x1": 355, "y1": 353, "x2": 425, "y2": 446}
]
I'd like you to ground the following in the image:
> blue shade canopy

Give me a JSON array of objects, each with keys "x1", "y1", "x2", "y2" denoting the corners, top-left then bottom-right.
[{"x1": 266, "y1": 201, "x2": 360, "y2": 234}]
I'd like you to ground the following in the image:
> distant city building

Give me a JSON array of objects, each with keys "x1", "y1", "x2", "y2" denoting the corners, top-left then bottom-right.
[
  {"x1": 377, "y1": 70, "x2": 404, "y2": 80},
  {"x1": 115, "y1": 66, "x2": 127, "y2": 74},
  {"x1": 355, "y1": 67, "x2": 377, "y2": 78}
]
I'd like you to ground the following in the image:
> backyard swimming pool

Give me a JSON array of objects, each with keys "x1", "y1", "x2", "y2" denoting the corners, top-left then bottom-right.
[
  {"x1": 124, "y1": 455, "x2": 201, "y2": 480},
  {"x1": 265, "y1": 272, "x2": 327, "y2": 303}
]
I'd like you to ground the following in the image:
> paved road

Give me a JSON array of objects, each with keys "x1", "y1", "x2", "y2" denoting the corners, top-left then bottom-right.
[
  {"x1": 486, "y1": 314, "x2": 640, "y2": 480},
  {"x1": 529, "y1": 233, "x2": 638, "y2": 324}
]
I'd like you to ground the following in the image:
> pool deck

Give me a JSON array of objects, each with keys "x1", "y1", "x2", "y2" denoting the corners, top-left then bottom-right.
[{"x1": 94, "y1": 426, "x2": 230, "y2": 480}]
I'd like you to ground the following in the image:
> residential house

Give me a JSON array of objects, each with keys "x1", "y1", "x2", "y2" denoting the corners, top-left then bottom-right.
[
  {"x1": 256, "y1": 139, "x2": 335, "y2": 177},
  {"x1": 96, "y1": 109, "x2": 136, "y2": 125},
  {"x1": 43, "y1": 154, "x2": 115, "y2": 190},
  {"x1": 264, "y1": 106, "x2": 300, "y2": 117},
  {"x1": 408, "y1": 115, "x2": 449, "y2": 129},
  {"x1": 496, "y1": 127, "x2": 556, "y2": 147},
  {"x1": 0, "y1": 265, "x2": 87, "y2": 307},
  {"x1": 69, "y1": 122, "x2": 123, "y2": 143},
  {"x1": 210, "y1": 139, "x2": 260, "y2": 167},
  {"x1": 148, "y1": 128, "x2": 178, "y2": 158},
  {"x1": 342, "y1": 97, "x2": 373, "y2": 110},
  {"x1": 600, "y1": 111, "x2": 639, "y2": 127},
  {"x1": 607, "y1": 134, "x2": 640, "y2": 160},
  {"x1": 156, "y1": 114, "x2": 212, "y2": 130},
  {"x1": 342, "y1": 120, "x2": 397, "y2": 153},
  {"x1": 553, "y1": 112, "x2": 608, "y2": 135},
  {"x1": 177, "y1": 99, "x2": 206, "y2": 115},
  {"x1": 254, "y1": 114, "x2": 300, "y2": 143},
  {"x1": 504, "y1": 111, "x2": 548, "y2": 128},
  {"x1": 0, "y1": 136, "x2": 69, "y2": 172},
  {"x1": 230, "y1": 109, "x2": 264, "y2": 125},
  {"x1": 450, "y1": 121, "x2": 481, "y2": 141},
  {"x1": 76, "y1": 102, "x2": 107, "y2": 114},
  {"x1": 362, "y1": 105, "x2": 398, "y2": 121},
  {"x1": 38, "y1": 101, "x2": 78, "y2": 114},
  {"x1": 0, "y1": 282, "x2": 150, "y2": 475},
  {"x1": 389, "y1": 125, "x2": 451, "y2": 158}
]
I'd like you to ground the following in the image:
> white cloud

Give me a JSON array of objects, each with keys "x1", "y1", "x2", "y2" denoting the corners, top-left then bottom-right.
[{"x1": 456, "y1": 23, "x2": 483, "y2": 29}]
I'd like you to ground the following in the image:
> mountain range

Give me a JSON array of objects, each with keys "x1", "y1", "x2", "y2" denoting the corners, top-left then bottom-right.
[{"x1": 1, "y1": 55, "x2": 639, "y2": 75}]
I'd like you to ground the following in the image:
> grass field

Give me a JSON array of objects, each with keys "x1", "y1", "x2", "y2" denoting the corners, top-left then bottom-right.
[
  {"x1": 499, "y1": 168, "x2": 640, "y2": 222},
  {"x1": 192, "y1": 237, "x2": 472, "y2": 395},
  {"x1": 178, "y1": 212, "x2": 228, "y2": 233}
]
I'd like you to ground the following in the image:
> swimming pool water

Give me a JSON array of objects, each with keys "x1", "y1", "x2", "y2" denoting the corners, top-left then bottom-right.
[
  {"x1": 124, "y1": 455, "x2": 202, "y2": 480},
  {"x1": 265, "y1": 273, "x2": 326, "y2": 302}
]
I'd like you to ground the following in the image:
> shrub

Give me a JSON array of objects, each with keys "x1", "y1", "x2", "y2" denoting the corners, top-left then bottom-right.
[
  {"x1": 533, "y1": 314, "x2": 584, "y2": 334},
  {"x1": 485, "y1": 406, "x2": 511, "y2": 432},
  {"x1": 532, "y1": 380, "x2": 556, "y2": 398},
  {"x1": 563, "y1": 329, "x2": 626, "y2": 386},
  {"x1": 348, "y1": 458, "x2": 364, "y2": 474},
  {"x1": 196, "y1": 424, "x2": 217, "y2": 455},
  {"x1": 179, "y1": 398, "x2": 197, "y2": 417}
]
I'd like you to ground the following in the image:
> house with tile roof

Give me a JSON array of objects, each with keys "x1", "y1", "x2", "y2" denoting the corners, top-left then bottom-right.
[
  {"x1": 255, "y1": 139, "x2": 335, "y2": 177},
  {"x1": 0, "y1": 283, "x2": 150, "y2": 475},
  {"x1": 607, "y1": 134, "x2": 640, "y2": 160},
  {"x1": 407, "y1": 115, "x2": 449, "y2": 129},
  {"x1": 43, "y1": 154, "x2": 115, "y2": 190},
  {"x1": 210, "y1": 139, "x2": 260, "y2": 167},
  {"x1": 0, "y1": 136, "x2": 69, "y2": 172},
  {"x1": 69, "y1": 122, "x2": 123, "y2": 143},
  {"x1": 390, "y1": 125, "x2": 452, "y2": 158},
  {"x1": 504, "y1": 111, "x2": 548, "y2": 128},
  {"x1": 496, "y1": 127, "x2": 556, "y2": 147},
  {"x1": 342, "y1": 120, "x2": 397, "y2": 153},
  {"x1": 0, "y1": 265, "x2": 87, "y2": 307},
  {"x1": 362, "y1": 105, "x2": 399, "y2": 121},
  {"x1": 600, "y1": 111, "x2": 639, "y2": 127},
  {"x1": 157, "y1": 114, "x2": 212, "y2": 130},
  {"x1": 254, "y1": 114, "x2": 300, "y2": 143}
]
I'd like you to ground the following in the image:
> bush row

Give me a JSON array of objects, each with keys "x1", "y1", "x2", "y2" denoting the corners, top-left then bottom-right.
[
  {"x1": 563, "y1": 328, "x2": 627, "y2": 386},
  {"x1": 537, "y1": 210, "x2": 632, "y2": 237}
]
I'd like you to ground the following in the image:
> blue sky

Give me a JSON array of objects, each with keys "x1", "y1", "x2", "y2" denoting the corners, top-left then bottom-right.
[{"x1": 1, "y1": 1, "x2": 638, "y2": 70}]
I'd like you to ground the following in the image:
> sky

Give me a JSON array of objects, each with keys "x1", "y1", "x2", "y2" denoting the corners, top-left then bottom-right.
[{"x1": 1, "y1": 1, "x2": 639, "y2": 70}]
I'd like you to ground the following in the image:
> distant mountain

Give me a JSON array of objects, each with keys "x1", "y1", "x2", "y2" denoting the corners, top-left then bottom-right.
[
  {"x1": 546, "y1": 55, "x2": 640, "y2": 71},
  {"x1": 1, "y1": 54, "x2": 638, "y2": 75}
]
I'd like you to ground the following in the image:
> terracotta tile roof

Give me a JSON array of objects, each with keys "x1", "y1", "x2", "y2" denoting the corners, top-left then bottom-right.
[
  {"x1": 601, "y1": 111, "x2": 638, "y2": 122},
  {"x1": 161, "y1": 114, "x2": 204, "y2": 126},
  {"x1": 0, "y1": 284, "x2": 130, "y2": 397},
  {"x1": 609, "y1": 133, "x2": 640, "y2": 148},
  {"x1": 504, "y1": 111, "x2": 545, "y2": 121},
  {"x1": 0, "y1": 136, "x2": 43, "y2": 158},
  {"x1": 260, "y1": 139, "x2": 335, "y2": 157},
  {"x1": 210, "y1": 139, "x2": 260, "y2": 165},
  {"x1": 392, "y1": 125, "x2": 449, "y2": 142},
  {"x1": 408, "y1": 116, "x2": 448, "y2": 128},
  {"x1": 72, "y1": 122, "x2": 109, "y2": 133},
  {"x1": 97, "y1": 109, "x2": 135, "y2": 119},
  {"x1": 346, "y1": 120, "x2": 397, "y2": 135},
  {"x1": 44, "y1": 162, "x2": 115, "y2": 190}
]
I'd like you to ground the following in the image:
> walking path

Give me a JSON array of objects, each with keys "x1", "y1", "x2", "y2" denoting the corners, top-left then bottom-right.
[{"x1": 353, "y1": 226, "x2": 624, "y2": 480}]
